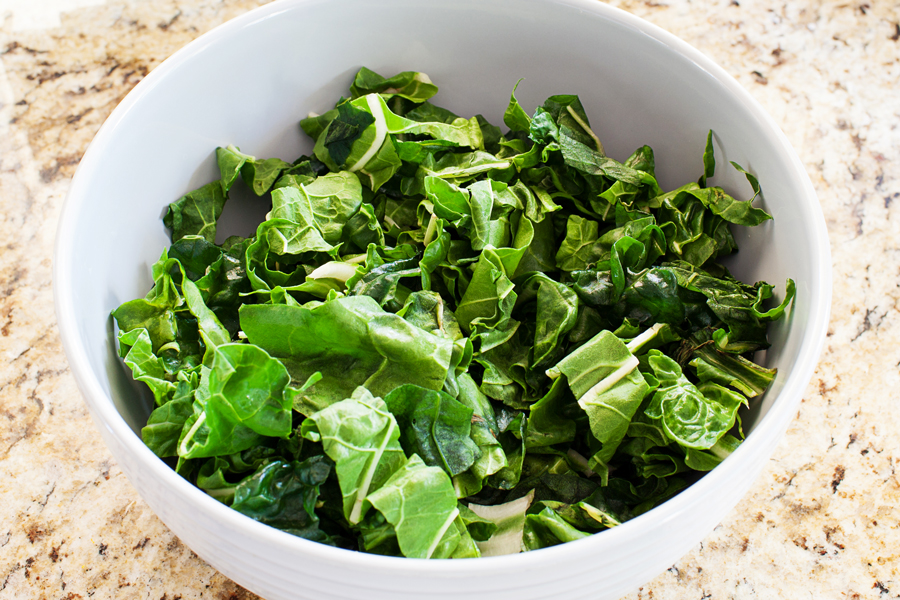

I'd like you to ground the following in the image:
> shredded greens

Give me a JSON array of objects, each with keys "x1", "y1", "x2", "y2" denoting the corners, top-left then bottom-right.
[{"x1": 113, "y1": 67, "x2": 794, "y2": 558}]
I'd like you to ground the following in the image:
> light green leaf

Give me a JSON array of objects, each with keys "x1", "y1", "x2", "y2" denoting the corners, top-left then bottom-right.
[
  {"x1": 300, "y1": 388, "x2": 406, "y2": 524},
  {"x1": 645, "y1": 350, "x2": 746, "y2": 450},
  {"x1": 367, "y1": 455, "x2": 461, "y2": 559},
  {"x1": 241, "y1": 296, "x2": 454, "y2": 407}
]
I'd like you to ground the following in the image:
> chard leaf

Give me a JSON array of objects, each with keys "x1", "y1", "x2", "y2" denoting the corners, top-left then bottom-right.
[
  {"x1": 117, "y1": 328, "x2": 175, "y2": 405},
  {"x1": 408, "y1": 151, "x2": 512, "y2": 196},
  {"x1": 241, "y1": 296, "x2": 454, "y2": 405},
  {"x1": 166, "y1": 235, "x2": 220, "y2": 280},
  {"x1": 710, "y1": 177, "x2": 769, "y2": 225},
  {"x1": 486, "y1": 410, "x2": 527, "y2": 490},
  {"x1": 521, "y1": 183, "x2": 562, "y2": 224},
  {"x1": 503, "y1": 79, "x2": 531, "y2": 132},
  {"x1": 350, "y1": 67, "x2": 438, "y2": 103},
  {"x1": 595, "y1": 216, "x2": 666, "y2": 270},
  {"x1": 195, "y1": 458, "x2": 243, "y2": 505},
  {"x1": 178, "y1": 343, "x2": 292, "y2": 459},
  {"x1": 455, "y1": 249, "x2": 518, "y2": 336},
  {"x1": 620, "y1": 436, "x2": 688, "y2": 479},
  {"x1": 543, "y1": 490, "x2": 628, "y2": 531},
  {"x1": 215, "y1": 145, "x2": 294, "y2": 196},
  {"x1": 397, "y1": 290, "x2": 463, "y2": 340},
  {"x1": 618, "y1": 267, "x2": 687, "y2": 325},
  {"x1": 367, "y1": 455, "x2": 461, "y2": 558},
  {"x1": 513, "y1": 466, "x2": 598, "y2": 506},
  {"x1": 549, "y1": 330, "x2": 634, "y2": 398},
  {"x1": 645, "y1": 350, "x2": 747, "y2": 450},
  {"x1": 525, "y1": 377, "x2": 575, "y2": 449},
  {"x1": 300, "y1": 389, "x2": 406, "y2": 523},
  {"x1": 699, "y1": 130, "x2": 715, "y2": 188},
  {"x1": 216, "y1": 145, "x2": 254, "y2": 193},
  {"x1": 689, "y1": 338, "x2": 776, "y2": 398},
  {"x1": 241, "y1": 157, "x2": 293, "y2": 196},
  {"x1": 683, "y1": 433, "x2": 741, "y2": 471},
  {"x1": 194, "y1": 444, "x2": 282, "y2": 505},
  {"x1": 657, "y1": 190, "x2": 728, "y2": 265},
  {"x1": 164, "y1": 181, "x2": 227, "y2": 243},
  {"x1": 458, "y1": 503, "x2": 498, "y2": 542},
  {"x1": 319, "y1": 100, "x2": 377, "y2": 168},
  {"x1": 522, "y1": 506, "x2": 590, "y2": 550},
  {"x1": 394, "y1": 137, "x2": 460, "y2": 164},
  {"x1": 375, "y1": 92, "x2": 483, "y2": 148},
  {"x1": 467, "y1": 490, "x2": 534, "y2": 556},
  {"x1": 142, "y1": 386, "x2": 193, "y2": 456},
  {"x1": 405, "y1": 101, "x2": 460, "y2": 124},
  {"x1": 476, "y1": 338, "x2": 529, "y2": 407},
  {"x1": 182, "y1": 277, "x2": 230, "y2": 356},
  {"x1": 384, "y1": 384, "x2": 480, "y2": 477},
  {"x1": 344, "y1": 203, "x2": 386, "y2": 251},
  {"x1": 359, "y1": 510, "x2": 401, "y2": 555},
  {"x1": 547, "y1": 330, "x2": 649, "y2": 482},
  {"x1": 315, "y1": 93, "x2": 483, "y2": 191},
  {"x1": 477, "y1": 114, "x2": 503, "y2": 154},
  {"x1": 655, "y1": 181, "x2": 771, "y2": 228},
  {"x1": 299, "y1": 108, "x2": 338, "y2": 143},
  {"x1": 246, "y1": 217, "x2": 334, "y2": 290},
  {"x1": 466, "y1": 179, "x2": 514, "y2": 251},
  {"x1": 537, "y1": 94, "x2": 603, "y2": 152},
  {"x1": 515, "y1": 272, "x2": 579, "y2": 367},
  {"x1": 555, "y1": 214, "x2": 600, "y2": 271},
  {"x1": 349, "y1": 253, "x2": 421, "y2": 311},
  {"x1": 269, "y1": 171, "x2": 363, "y2": 244},
  {"x1": 231, "y1": 457, "x2": 332, "y2": 542},
  {"x1": 663, "y1": 262, "x2": 795, "y2": 346},
  {"x1": 456, "y1": 373, "x2": 507, "y2": 482},
  {"x1": 730, "y1": 161, "x2": 761, "y2": 201},
  {"x1": 559, "y1": 136, "x2": 657, "y2": 188},
  {"x1": 420, "y1": 220, "x2": 451, "y2": 291},
  {"x1": 528, "y1": 107, "x2": 559, "y2": 146}
]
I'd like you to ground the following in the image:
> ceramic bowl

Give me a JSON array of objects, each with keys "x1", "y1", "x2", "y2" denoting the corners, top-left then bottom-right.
[{"x1": 53, "y1": 0, "x2": 831, "y2": 598}]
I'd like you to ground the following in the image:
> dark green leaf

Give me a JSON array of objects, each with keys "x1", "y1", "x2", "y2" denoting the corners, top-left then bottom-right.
[
  {"x1": 384, "y1": 384, "x2": 480, "y2": 477},
  {"x1": 522, "y1": 506, "x2": 590, "y2": 550},
  {"x1": 503, "y1": 79, "x2": 531, "y2": 132},
  {"x1": 321, "y1": 100, "x2": 377, "y2": 168},
  {"x1": 142, "y1": 386, "x2": 193, "y2": 456},
  {"x1": 699, "y1": 130, "x2": 715, "y2": 188},
  {"x1": 164, "y1": 181, "x2": 227, "y2": 243},
  {"x1": 241, "y1": 157, "x2": 293, "y2": 196},
  {"x1": 350, "y1": 67, "x2": 439, "y2": 103},
  {"x1": 231, "y1": 457, "x2": 332, "y2": 542}
]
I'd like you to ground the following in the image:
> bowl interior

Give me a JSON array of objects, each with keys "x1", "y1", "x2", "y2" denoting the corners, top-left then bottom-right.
[{"x1": 55, "y1": 0, "x2": 829, "y2": 596}]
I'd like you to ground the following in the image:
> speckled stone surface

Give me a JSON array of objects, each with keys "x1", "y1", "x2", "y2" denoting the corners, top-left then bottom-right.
[{"x1": 0, "y1": 0, "x2": 897, "y2": 598}]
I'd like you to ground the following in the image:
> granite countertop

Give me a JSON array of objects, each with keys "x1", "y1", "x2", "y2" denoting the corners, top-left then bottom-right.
[{"x1": 1, "y1": 0, "x2": 898, "y2": 598}]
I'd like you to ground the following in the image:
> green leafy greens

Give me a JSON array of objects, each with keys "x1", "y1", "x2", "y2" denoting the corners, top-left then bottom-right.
[{"x1": 113, "y1": 67, "x2": 794, "y2": 558}]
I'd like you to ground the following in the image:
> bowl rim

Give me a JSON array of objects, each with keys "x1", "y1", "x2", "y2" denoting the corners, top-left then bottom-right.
[{"x1": 53, "y1": 0, "x2": 832, "y2": 574}]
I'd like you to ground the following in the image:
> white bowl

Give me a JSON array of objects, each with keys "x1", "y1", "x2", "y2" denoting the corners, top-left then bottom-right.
[{"x1": 53, "y1": 0, "x2": 832, "y2": 598}]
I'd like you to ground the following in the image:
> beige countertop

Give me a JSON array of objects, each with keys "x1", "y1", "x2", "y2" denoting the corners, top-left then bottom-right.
[{"x1": 1, "y1": 0, "x2": 898, "y2": 598}]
